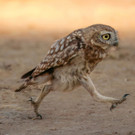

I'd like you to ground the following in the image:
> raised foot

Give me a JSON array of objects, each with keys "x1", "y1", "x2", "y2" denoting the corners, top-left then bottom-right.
[
  {"x1": 110, "y1": 94, "x2": 129, "y2": 111},
  {"x1": 28, "y1": 97, "x2": 43, "y2": 120}
]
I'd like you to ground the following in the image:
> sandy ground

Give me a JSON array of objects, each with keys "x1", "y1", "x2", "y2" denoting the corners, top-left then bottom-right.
[{"x1": 0, "y1": 31, "x2": 135, "y2": 135}]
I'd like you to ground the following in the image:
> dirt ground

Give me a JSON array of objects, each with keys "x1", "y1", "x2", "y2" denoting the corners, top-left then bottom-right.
[{"x1": 0, "y1": 30, "x2": 135, "y2": 135}]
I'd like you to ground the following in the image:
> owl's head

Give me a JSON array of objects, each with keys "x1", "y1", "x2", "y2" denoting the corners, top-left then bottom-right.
[{"x1": 83, "y1": 24, "x2": 119, "y2": 49}]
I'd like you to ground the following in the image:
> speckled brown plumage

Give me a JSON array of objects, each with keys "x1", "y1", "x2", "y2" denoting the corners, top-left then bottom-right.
[
  {"x1": 15, "y1": 24, "x2": 129, "y2": 119},
  {"x1": 31, "y1": 29, "x2": 85, "y2": 77}
]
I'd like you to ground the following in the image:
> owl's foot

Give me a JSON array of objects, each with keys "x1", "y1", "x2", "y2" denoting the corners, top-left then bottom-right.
[
  {"x1": 110, "y1": 94, "x2": 129, "y2": 111},
  {"x1": 28, "y1": 97, "x2": 42, "y2": 120},
  {"x1": 32, "y1": 113, "x2": 42, "y2": 120}
]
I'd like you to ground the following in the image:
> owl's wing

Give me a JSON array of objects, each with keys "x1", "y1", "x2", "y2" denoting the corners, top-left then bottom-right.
[{"x1": 21, "y1": 30, "x2": 86, "y2": 79}]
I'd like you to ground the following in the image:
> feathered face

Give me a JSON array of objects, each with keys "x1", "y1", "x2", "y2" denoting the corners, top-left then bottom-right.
[{"x1": 87, "y1": 24, "x2": 119, "y2": 49}]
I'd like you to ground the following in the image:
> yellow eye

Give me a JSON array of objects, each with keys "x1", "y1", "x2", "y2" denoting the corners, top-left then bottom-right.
[{"x1": 102, "y1": 34, "x2": 110, "y2": 40}]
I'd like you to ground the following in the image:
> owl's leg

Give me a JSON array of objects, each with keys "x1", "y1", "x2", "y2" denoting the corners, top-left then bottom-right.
[
  {"x1": 79, "y1": 75, "x2": 129, "y2": 110},
  {"x1": 29, "y1": 84, "x2": 52, "y2": 119}
]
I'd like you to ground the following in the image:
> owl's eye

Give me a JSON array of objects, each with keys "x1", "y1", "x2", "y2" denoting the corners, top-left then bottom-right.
[{"x1": 102, "y1": 34, "x2": 110, "y2": 40}]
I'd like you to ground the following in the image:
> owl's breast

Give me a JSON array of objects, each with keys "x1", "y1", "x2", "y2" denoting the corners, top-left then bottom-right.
[{"x1": 84, "y1": 46, "x2": 107, "y2": 71}]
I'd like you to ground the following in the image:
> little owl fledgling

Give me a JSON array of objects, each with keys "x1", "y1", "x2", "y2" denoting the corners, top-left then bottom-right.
[{"x1": 15, "y1": 24, "x2": 129, "y2": 119}]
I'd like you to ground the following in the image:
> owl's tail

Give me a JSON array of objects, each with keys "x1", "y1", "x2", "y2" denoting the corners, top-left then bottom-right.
[
  {"x1": 15, "y1": 68, "x2": 36, "y2": 92},
  {"x1": 15, "y1": 69, "x2": 53, "y2": 92},
  {"x1": 15, "y1": 82, "x2": 28, "y2": 92}
]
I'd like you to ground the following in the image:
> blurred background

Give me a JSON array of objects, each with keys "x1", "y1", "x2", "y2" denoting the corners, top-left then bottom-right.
[
  {"x1": 0, "y1": 1, "x2": 135, "y2": 135},
  {"x1": 0, "y1": 0, "x2": 135, "y2": 34}
]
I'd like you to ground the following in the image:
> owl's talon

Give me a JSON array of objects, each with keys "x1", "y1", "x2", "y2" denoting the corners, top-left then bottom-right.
[
  {"x1": 110, "y1": 104, "x2": 117, "y2": 111},
  {"x1": 110, "y1": 94, "x2": 129, "y2": 111},
  {"x1": 28, "y1": 97, "x2": 33, "y2": 102},
  {"x1": 28, "y1": 114, "x2": 43, "y2": 120},
  {"x1": 37, "y1": 114, "x2": 42, "y2": 119},
  {"x1": 28, "y1": 97, "x2": 42, "y2": 119},
  {"x1": 122, "y1": 94, "x2": 130, "y2": 98},
  {"x1": 32, "y1": 114, "x2": 43, "y2": 120},
  {"x1": 28, "y1": 97, "x2": 35, "y2": 104}
]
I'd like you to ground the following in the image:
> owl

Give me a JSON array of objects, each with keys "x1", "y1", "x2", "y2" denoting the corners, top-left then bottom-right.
[{"x1": 15, "y1": 24, "x2": 129, "y2": 119}]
